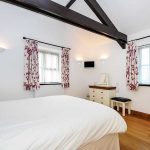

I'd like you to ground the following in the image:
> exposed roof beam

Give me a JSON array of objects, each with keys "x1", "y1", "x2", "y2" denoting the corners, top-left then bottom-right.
[
  {"x1": 1, "y1": 0, "x2": 127, "y2": 48},
  {"x1": 84, "y1": 0, "x2": 116, "y2": 28},
  {"x1": 66, "y1": 0, "x2": 76, "y2": 8},
  {"x1": 84, "y1": 0, "x2": 125, "y2": 48}
]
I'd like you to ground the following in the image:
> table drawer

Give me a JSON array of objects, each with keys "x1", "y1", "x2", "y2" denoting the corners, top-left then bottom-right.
[{"x1": 89, "y1": 87, "x2": 115, "y2": 106}]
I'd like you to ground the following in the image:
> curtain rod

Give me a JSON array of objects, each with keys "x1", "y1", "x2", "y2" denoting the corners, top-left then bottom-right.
[
  {"x1": 128, "y1": 35, "x2": 150, "y2": 42},
  {"x1": 23, "y1": 37, "x2": 70, "y2": 50}
]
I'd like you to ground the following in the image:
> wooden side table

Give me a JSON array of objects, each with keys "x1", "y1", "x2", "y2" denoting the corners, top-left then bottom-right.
[{"x1": 89, "y1": 85, "x2": 116, "y2": 107}]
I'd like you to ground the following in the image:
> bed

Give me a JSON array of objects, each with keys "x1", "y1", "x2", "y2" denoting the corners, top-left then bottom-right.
[{"x1": 0, "y1": 95, "x2": 127, "y2": 150}]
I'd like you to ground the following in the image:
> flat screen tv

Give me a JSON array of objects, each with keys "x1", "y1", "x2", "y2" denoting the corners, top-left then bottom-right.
[{"x1": 84, "y1": 61, "x2": 95, "y2": 68}]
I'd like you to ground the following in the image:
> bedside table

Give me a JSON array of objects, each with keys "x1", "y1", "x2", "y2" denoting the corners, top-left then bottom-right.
[{"x1": 89, "y1": 85, "x2": 116, "y2": 107}]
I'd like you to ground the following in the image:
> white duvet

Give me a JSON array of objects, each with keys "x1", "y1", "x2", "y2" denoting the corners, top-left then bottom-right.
[{"x1": 0, "y1": 95, "x2": 127, "y2": 150}]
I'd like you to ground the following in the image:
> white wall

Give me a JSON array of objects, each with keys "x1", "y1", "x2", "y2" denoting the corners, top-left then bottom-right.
[
  {"x1": 0, "y1": 2, "x2": 66, "y2": 100},
  {"x1": 65, "y1": 26, "x2": 150, "y2": 114},
  {"x1": 0, "y1": 2, "x2": 107, "y2": 100},
  {"x1": 0, "y1": 2, "x2": 149, "y2": 114},
  {"x1": 64, "y1": 25, "x2": 113, "y2": 98},
  {"x1": 93, "y1": 29, "x2": 150, "y2": 114}
]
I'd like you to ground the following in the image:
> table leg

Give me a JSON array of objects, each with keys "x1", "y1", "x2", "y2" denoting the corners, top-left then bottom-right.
[
  {"x1": 111, "y1": 101, "x2": 113, "y2": 108},
  {"x1": 122, "y1": 103, "x2": 125, "y2": 116},
  {"x1": 117, "y1": 103, "x2": 119, "y2": 111},
  {"x1": 128, "y1": 102, "x2": 131, "y2": 114}
]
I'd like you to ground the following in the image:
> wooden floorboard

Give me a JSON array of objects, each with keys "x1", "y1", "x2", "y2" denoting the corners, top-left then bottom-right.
[{"x1": 119, "y1": 115, "x2": 150, "y2": 150}]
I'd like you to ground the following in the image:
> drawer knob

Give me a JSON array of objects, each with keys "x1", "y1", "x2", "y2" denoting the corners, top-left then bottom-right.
[
  {"x1": 93, "y1": 96, "x2": 95, "y2": 97},
  {"x1": 101, "y1": 92, "x2": 103, "y2": 93},
  {"x1": 101, "y1": 97, "x2": 103, "y2": 99}
]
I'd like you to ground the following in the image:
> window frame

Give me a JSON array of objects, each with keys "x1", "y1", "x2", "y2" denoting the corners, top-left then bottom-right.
[
  {"x1": 138, "y1": 44, "x2": 150, "y2": 86},
  {"x1": 39, "y1": 49, "x2": 61, "y2": 85}
]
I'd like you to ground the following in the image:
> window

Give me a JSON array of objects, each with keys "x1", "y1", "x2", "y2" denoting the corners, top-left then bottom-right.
[
  {"x1": 139, "y1": 45, "x2": 150, "y2": 85},
  {"x1": 39, "y1": 48, "x2": 61, "y2": 85}
]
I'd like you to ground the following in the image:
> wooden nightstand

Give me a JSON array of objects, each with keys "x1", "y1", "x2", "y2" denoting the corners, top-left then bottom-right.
[{"x1": 89, "y1": 85, "x2": 116, "y2": 107}]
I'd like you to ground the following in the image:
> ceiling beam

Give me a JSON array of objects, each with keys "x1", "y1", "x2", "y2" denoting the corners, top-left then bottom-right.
[
  {"x1": 84, "y1": 0, "x2": 116, "y2": 28},
  {"x1": 1, "y1": 0, "x2": 127, "y2": 48},
  {"x1": 84, "y1": 0, "x2": 125, "y2": 48},
  {"x1": 66, "y1": 0, "x2": 76, "y2": 8}
]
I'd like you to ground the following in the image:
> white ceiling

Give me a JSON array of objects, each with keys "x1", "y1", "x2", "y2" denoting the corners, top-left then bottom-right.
[{"x1": 51, "y1": 0, "x2": 150, "y2": 35}]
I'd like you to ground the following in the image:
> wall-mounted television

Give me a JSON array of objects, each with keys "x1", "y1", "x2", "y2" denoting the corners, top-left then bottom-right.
[{"x1": 84, "y1": 61, "x2": 95, "y2": 68}]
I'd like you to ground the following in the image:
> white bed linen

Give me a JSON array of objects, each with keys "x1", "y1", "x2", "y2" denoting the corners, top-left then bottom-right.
[{"x1": 0, "y1": 95, "x2": 127, "y2": 150}]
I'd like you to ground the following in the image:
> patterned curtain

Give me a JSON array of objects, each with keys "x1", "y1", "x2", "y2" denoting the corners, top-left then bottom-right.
[
  {"x1": 61, "y1": 48, "x2": 70, "y2": 88},
  {"x1": 126, "y1": 41, "x2": 139, "y2": 91},
  {"x1": 24, "y1": 39, "x2": 40, "y2": 91}
]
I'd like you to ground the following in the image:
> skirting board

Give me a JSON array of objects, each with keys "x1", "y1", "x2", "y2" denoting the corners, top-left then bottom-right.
[
  {"x1": 131, "y1": 110, "x2": 150, "y2": 121},
  {"x1": 114, "y1": 107, "x2": 150, "y2": 121}
]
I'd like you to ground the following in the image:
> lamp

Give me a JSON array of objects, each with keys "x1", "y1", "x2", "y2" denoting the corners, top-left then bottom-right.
[
  {"x1": 100, "y1": 58, "x2": 106, "y2": 64},
  {"x1": 76, "y1": 57, "x2": 83, "y2": 65},
  {"x1": 100, "y1": 54, "x2": 109, "y2": 64}
]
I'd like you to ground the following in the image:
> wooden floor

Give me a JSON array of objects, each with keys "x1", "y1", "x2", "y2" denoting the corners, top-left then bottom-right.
[{"x1": 119, "y1": 115, "x2": 150, "y2": 150}]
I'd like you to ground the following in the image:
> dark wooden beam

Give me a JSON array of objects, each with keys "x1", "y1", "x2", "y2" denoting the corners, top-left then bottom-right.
[
  {"x1": 84, "y1": 0, "x2": 125, "y2": 48},
  {"x1": 1, "y1": 0, "x2": 127, "y2": 48},
  {"x1": 66, "y1": 0, "x2": 76, "y2": 8},
  {"x1": 84, "y1": 0, "x2": 116, "y2": 28}
]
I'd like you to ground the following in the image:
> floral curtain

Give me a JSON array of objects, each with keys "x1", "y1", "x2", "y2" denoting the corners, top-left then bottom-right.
[
  {"x1": 24, "y1": 39, "x2": 40, "y2": 91},
  {"x1": 126, "y1": 41, "x2": 139, "y2": 91},
  {"x1": 61, "y1": 48, "x2": 70, "y2": 88}
]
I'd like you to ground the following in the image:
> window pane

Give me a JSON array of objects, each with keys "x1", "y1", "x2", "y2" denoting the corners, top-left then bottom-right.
[
  {"x1": 52, "y1": 55, "x2": 58, "y2": 70},
  {"x1": 39, "y1": 50, "x2": 61, "y2": 83},
  {"x1": 39, "y1": 67, "x2": 43, "y2": 83},
  {"x1": 39, "y1": 52, "x2": 43, "y2": 67},
  {"x1": 141, "y1": 48, "x2": 150, "y2": 65},
  {"x1": 45, "y1": 53, "x2": 59, "y2": 70},
  {"x1": 140, "y1": 66, "x2": 150, "y2": 84},
  {"x1": 45, "y1": 70, "x2": 52, "y2": 82},
  {"x1": 52, "y1": 70, "x2": 60, "y2": 82},
  {"x1": 45, "y1": 54, "x2": 52, "y2": 68}
]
